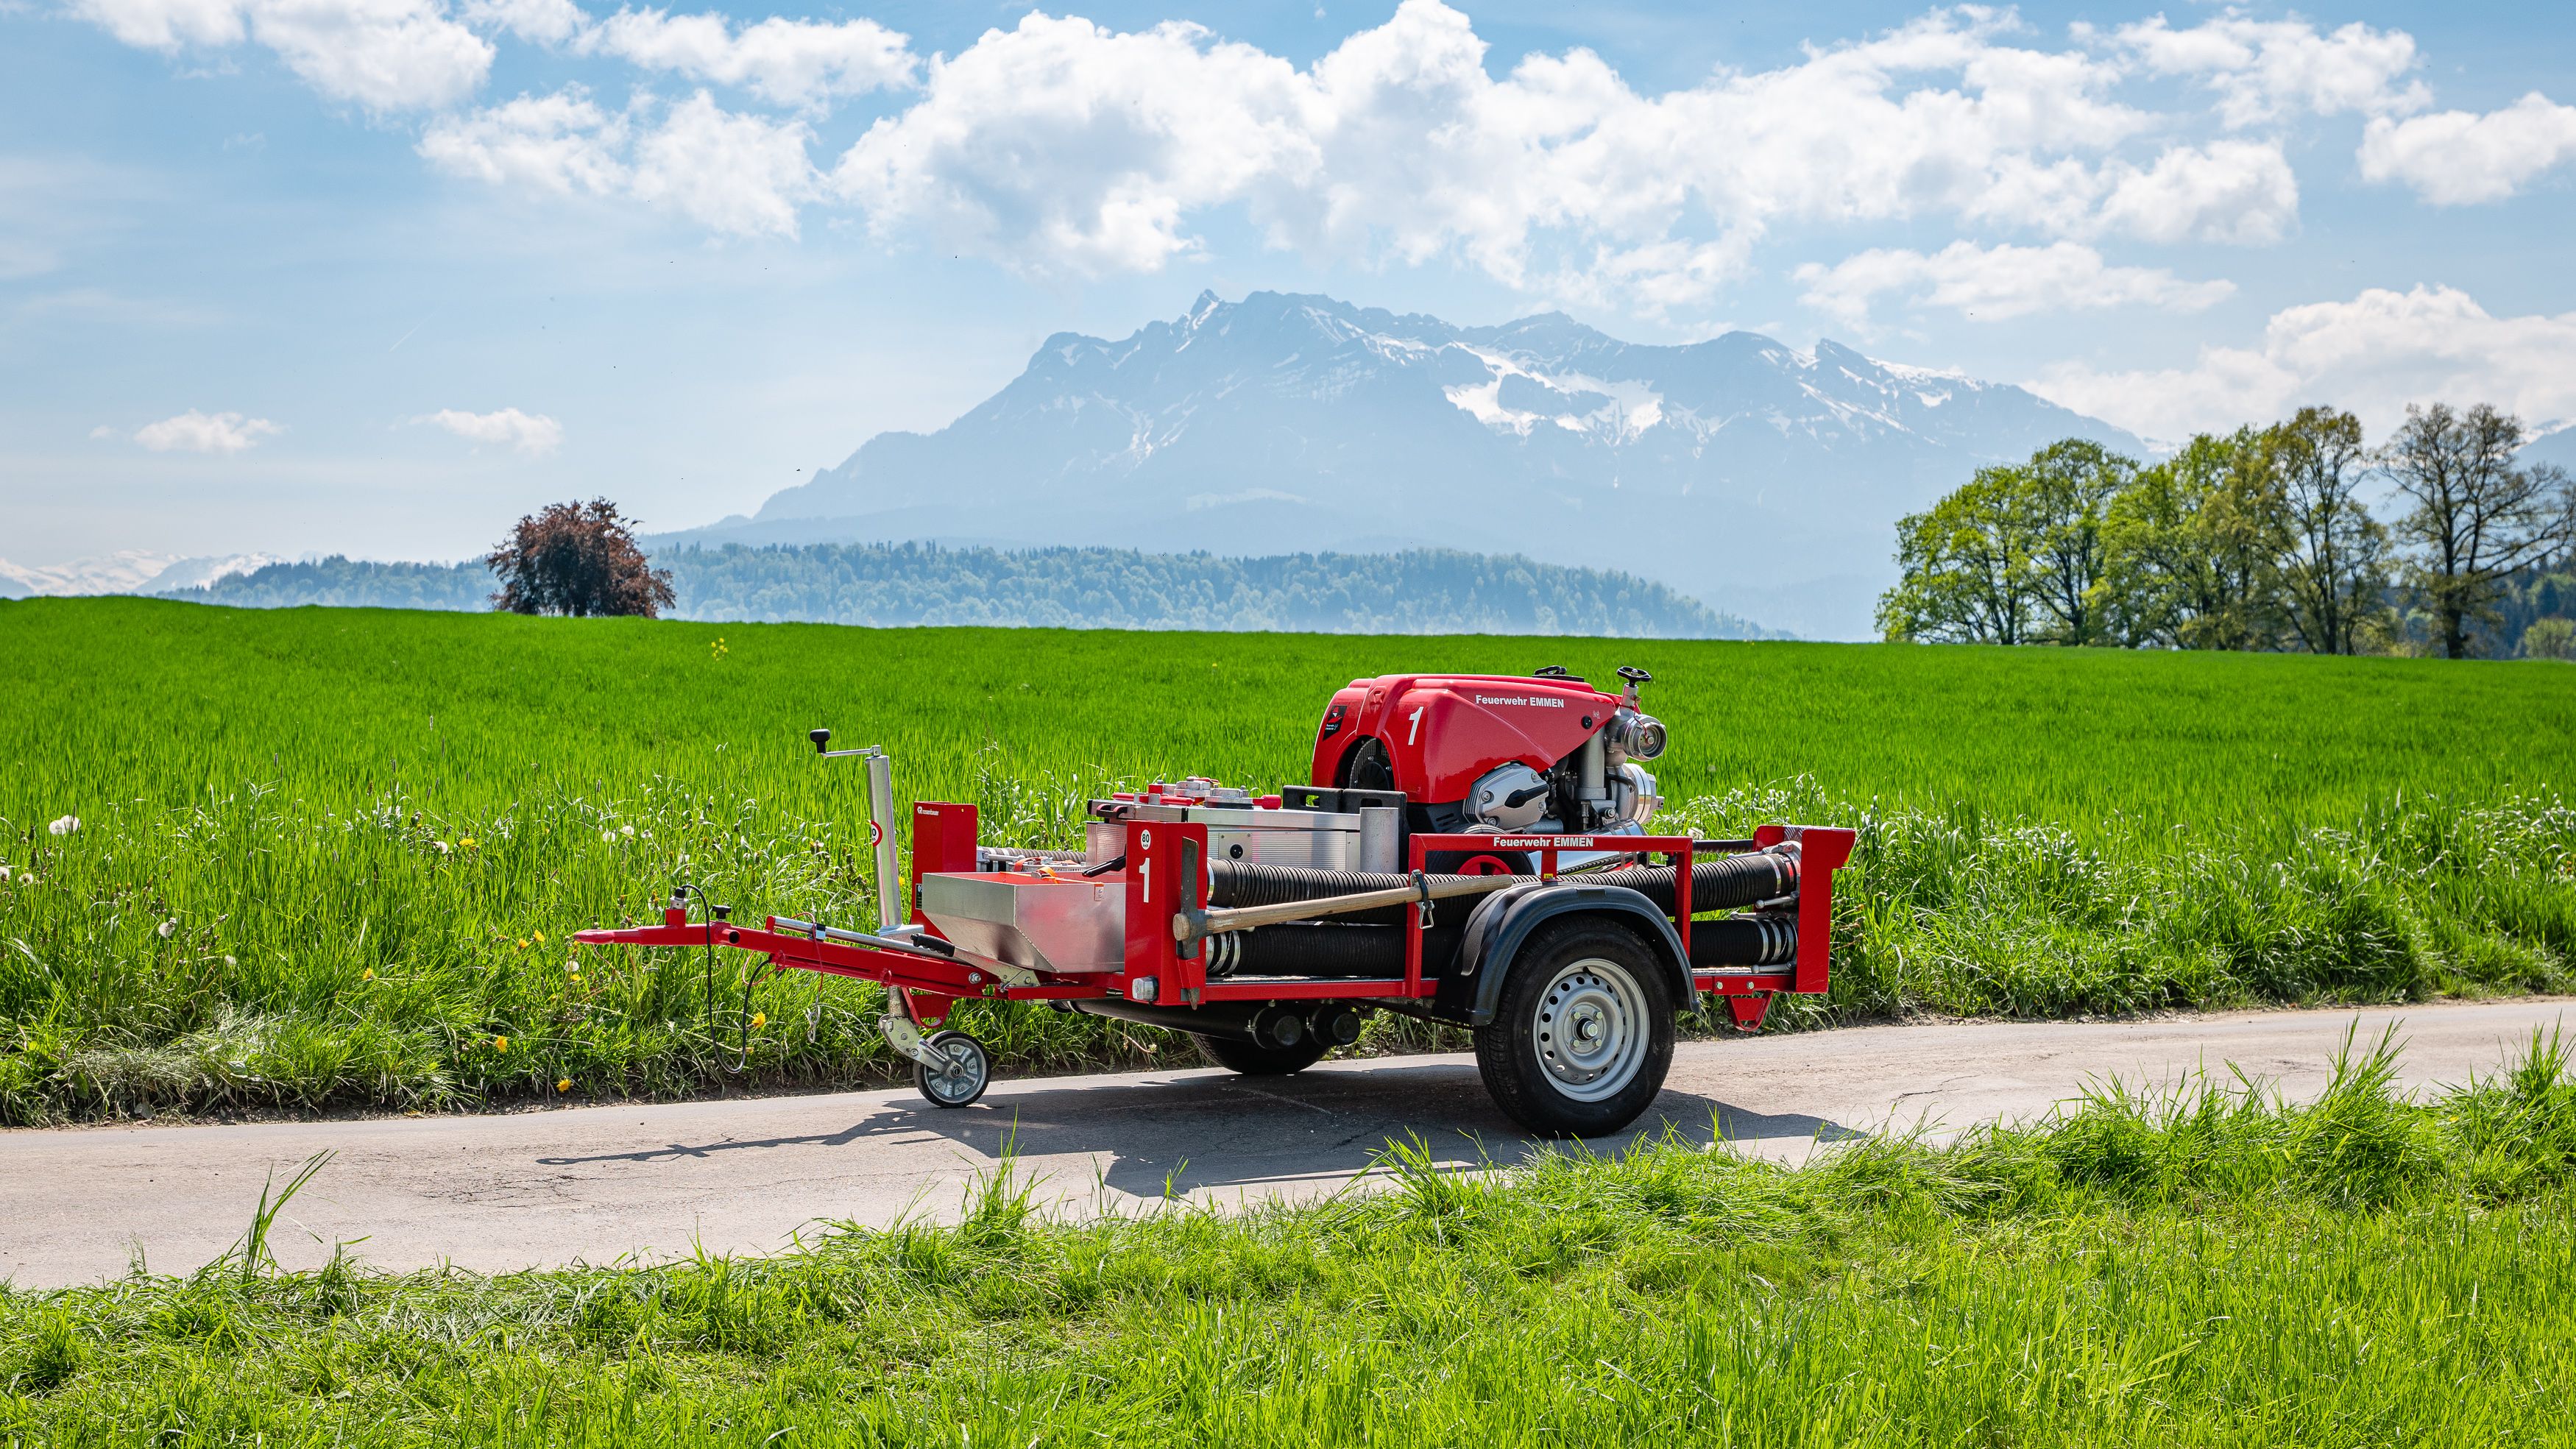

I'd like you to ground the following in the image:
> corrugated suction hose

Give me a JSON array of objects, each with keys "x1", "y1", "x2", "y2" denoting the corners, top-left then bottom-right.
[
  {"x1": 1204, "y1": 848, "x2": 1797, "y2": 915},
  {"x1": 1202, "y1": 923, "x2": 1465, "y2": 979},
  {"x1": 1688, "y1": 915, "x2": 1798, "y2": 968}
]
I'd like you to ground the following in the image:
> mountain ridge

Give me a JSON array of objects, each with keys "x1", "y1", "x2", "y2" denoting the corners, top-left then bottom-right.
[{"x1": 675, "y1": 289, "x2": 2140, "y2": 639}]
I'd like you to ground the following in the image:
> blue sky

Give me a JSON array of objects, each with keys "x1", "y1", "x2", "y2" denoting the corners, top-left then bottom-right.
[{"x1": 5, "y1": 0, "x2": 2575, "y2": 567}]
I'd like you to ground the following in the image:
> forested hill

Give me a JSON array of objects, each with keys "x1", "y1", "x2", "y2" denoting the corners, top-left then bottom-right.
[{"x1": 158, "y1": 544, "x2": 1785, "y2": 639}]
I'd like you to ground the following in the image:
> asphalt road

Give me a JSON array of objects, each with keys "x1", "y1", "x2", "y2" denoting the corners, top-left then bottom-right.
[{"x1": 5, "y1": 997, "x2": 2568, "y2": 1288}]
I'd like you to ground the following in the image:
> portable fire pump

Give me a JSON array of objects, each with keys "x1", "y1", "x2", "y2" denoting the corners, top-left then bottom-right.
[{"x1": 575, "y1": 667, "x2": 1853, "y2": 1136}]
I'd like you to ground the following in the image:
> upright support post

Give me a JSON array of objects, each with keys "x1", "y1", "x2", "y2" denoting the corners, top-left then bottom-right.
[{"x1": 864, "y1": 751, "x2": 901, "y2": 934}]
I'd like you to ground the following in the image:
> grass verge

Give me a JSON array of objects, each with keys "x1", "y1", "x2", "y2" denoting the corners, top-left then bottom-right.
[
  {"x1": 4, "y1": 600, "x2": 2575, "y2": 1122},
  {"x1": 5, "y1": 1029, "x2": 2575, "y2": 1444}
]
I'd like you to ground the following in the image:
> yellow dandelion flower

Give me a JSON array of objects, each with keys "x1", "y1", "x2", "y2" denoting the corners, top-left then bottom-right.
[
  {"x1": 494, "y1": 1035, "x2": 509, "y2": 1053},
  {"x1": 556, "y1": 1077, "x2": 572, "y2": 1092},
  {"x1": 361, "y1": 968, "x2": 375, "y2": 981},
  {"x1": 750, "y1": 1012, "x2": 766, "y2": 1030},
  {"x1": 534, "y1": 931, "x2": 545, "y2": 944},
  {"x1": 517, "y1": 938, "x2": 529, "y2": 949}
]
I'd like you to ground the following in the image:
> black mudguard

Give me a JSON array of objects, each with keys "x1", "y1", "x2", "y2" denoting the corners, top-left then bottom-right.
[{"x1": 1432, "y1": 882, "x2": 1694, "y2": 1027}]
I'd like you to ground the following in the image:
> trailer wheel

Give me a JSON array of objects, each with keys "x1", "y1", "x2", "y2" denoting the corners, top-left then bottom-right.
[
  {"x1": 913, "y1": 1031, "x2": 991, "y2": 1108},
  {"x1": 1473, "y1": 918, "x2": 1673, "y2": 1138},
  {"x1": 1193, "y1": 1033, "x2": 1330, "y2": 1076}
]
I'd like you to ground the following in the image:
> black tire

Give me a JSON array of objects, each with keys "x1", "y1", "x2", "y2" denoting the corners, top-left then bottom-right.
[
  {"x1": 1473, "y1": 918, "x2": 1674, "y2": 1138},
  {"x1": 913, "y1": 1030, "x2": 990, "y2": 1108},
  {"x1": 1194, "y1": 1032, "x2": 1331, "y2": 1076},
  {"x1": 1340, "y1": 737, "x2": 1396, "y2": 791}
]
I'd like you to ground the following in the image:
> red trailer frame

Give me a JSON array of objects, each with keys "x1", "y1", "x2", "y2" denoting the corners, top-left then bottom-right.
[{"x1": 576, "y1": 806, "x2": 1858, "y2": 1037}]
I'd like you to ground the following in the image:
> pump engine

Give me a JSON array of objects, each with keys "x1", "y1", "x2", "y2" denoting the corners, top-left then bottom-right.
[{"x1": 1308, "y1": 665, "x2": 1667, "y2": 844}]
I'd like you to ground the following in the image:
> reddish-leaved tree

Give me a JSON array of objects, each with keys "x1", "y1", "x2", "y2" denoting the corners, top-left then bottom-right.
[{"x1": 486, "y1": 498, "x2": 676, "y2": 617}]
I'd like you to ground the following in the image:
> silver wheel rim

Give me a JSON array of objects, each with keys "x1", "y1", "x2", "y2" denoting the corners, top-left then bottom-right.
[
  {"x1": 924, "y1": 1038, "x2": 985, "y2": 1103},
  {"x1": 1531, "y1": 957, "x2": 1646, "y2": 1102}
]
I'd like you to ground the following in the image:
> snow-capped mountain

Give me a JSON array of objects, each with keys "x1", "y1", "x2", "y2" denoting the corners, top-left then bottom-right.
[
  {"x1": 684, "y1": 291, "x2": 2143, "y2": 638},
  {"x1": 0, "y1": 550, "x2": 283, "y2": 600}
]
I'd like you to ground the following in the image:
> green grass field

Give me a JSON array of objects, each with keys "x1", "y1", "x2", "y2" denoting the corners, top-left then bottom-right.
[
  {"x1": 7, "y1": 1030, "x2": 2575, "y2": 1445},
  {"x1": 4, "y1": 596, "x2": 2574, "y2": 1123}
]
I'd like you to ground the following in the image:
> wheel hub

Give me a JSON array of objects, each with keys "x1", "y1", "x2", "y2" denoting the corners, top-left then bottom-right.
[
  {"x1": 1530, "y1": 958, "x2": 1647, "y2": 1103},
  {"x1": 919, "y1": 1035, "x2": 988, "y2": 1105},
  {"x1": 927, "y1": 1045, "x2": 976, "y2": 1094}
]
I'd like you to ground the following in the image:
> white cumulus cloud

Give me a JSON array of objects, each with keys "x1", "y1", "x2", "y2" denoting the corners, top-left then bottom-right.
[
  {"x1": 2359, "y1": 93, "x2": 2576, "y2": 205},
  {"x1": 820, "y1": 1, "x2": 2308, "y2": 308},
  {"x1": 2098, "y1": 13, "x2": 2427, "y2": 127},
  {"x1": 70, "y1": 0, "x2": 246, "y2": 47},
  {"x1": 70, "y1": 0, "x2": 493, "y2": 110},
  {"x1": 458, "y1": 0, "x2": 581, "y2": 43},
  {"x1": 627, "y1": 90, "x2": 818, "y2": 235},
  {"x1": 133, "y1": 409, "x2": 283, "y2": 453},
  {"x1": 830, "y1": 13, "x2": 1313, "y2": 277},
  {"x1": 1796, "y1": 241, "x2": 2233, "y2": 329},
  {"x1": 124, "y1": 0, "x2": 2541, "y2": 326},
  {"x1": 417, "y1": 85, "x2": 629, "y2": 192},
  {"x1": 2032, "y1": 285, "x2": 2576, "y2": 441},
  {"x1": 424, "y1": 406, "x2": 563, "y2": 454},
  {"x1": 421, "y1": 86, "x2": 815, "y2": 235},
  {"x1": 2092, "y1": 140, "x2": 2299, "y2": 244},
  {"x1": 581, "y1": 8, "x2": 913, "y2": 108}
]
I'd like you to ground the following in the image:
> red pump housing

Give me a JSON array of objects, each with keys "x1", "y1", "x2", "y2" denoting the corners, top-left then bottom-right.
[{"x1": 1309, "y1": 673, "x2": 1618, "y2": 803}]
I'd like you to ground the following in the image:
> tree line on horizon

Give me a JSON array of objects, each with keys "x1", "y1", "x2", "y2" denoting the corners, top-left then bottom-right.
[
  {"x1": 160, "y1": 539, "x2": 1783, "y2": 640},
  {"x1": 1878, "y1": 403, "x2": 2576, "y2": 662}
]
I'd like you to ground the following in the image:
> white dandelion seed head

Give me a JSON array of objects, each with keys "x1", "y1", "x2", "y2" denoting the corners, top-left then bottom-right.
[
  {"x1": 601, "y1": 829, "x2": 616, "y2": 843},
  {"x1": 48, "y1": 815, "x2": 79, "y2": 836},
  {"x1": 157, "y1": 919, "x2": 175, "y2": 938},
  {"x1": 620, "y1": 823, "x2": 635, "y2": 837},
  {"x1": 434, "y1": 840, "x2": 452, "y2": 854}
]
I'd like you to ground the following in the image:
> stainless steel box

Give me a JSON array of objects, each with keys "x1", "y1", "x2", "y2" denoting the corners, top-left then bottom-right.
[
  {"x1": 1084, "y1": 801, "x2": 1365, "y2": 870},
  {"x1": 919, "y1": 871, "x2": 1125, "y2": 975}
]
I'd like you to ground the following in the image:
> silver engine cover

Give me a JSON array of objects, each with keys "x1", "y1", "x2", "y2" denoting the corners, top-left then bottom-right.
[{"x1": 1464, "y1": 762, "x2": 1551, "y2": 831}]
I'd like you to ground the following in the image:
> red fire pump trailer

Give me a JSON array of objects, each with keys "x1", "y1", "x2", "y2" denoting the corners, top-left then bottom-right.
[{"x1": 576, "y1": 667, "x2": 1853, "y2": 1136}]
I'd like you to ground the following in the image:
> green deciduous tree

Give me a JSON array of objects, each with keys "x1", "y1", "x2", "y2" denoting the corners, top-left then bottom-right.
[
  {"x1": 1877, "y1": 465, "x2": 2046, "y2": 644},
  {"x1": 2025, "y1": 439, "x2": 2138, "y2": 646},
  {"x1": 1892, "y1": 411, "x2": 2576, "y2": 660},
  {"x1": 2272, "y1": 406, "x2": 2395, "y2": 656},
  {"x1": 2382, "y1": 404, "x2": 2575, "y2": 659},
  {"x1": 1880, "y1": 442, "x2": 2141, "y2": 645},
  {"x1": 2524, "y1": 617, "x2": 2576, "y2": 661},
  {"x1": 2098, "y1": 430, "x2": 2286, "y2": 651}
]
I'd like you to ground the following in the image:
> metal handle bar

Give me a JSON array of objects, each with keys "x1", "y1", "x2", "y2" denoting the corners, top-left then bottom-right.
[
  {"x1": 769, "y1": 916, "x2": 1041, "y2": 987},
  {"x1": 1175, "y1": 871, "x2": 1527, "y2": 941}
]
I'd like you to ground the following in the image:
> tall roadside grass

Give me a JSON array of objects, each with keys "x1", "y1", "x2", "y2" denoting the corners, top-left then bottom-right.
[
  {"x1": 5, "y1": 1031, "x2": 2575, "y2": 1444},
  {"x1": 3, "y1": 598, "x2": 2573, "y2": 1123}
]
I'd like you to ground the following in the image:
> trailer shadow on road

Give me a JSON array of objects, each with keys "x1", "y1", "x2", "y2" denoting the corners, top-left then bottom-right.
[{"x1": 532, "y1": 1057, "x2": 1867, "y2": 1202}]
